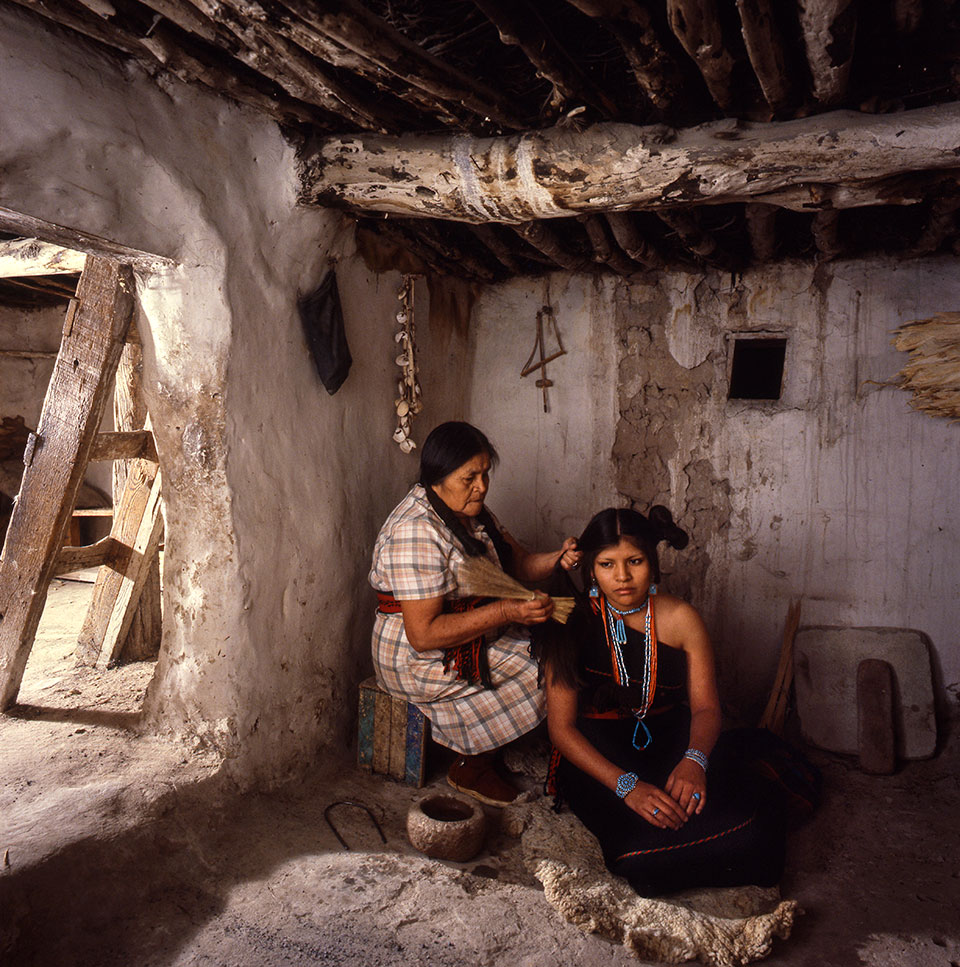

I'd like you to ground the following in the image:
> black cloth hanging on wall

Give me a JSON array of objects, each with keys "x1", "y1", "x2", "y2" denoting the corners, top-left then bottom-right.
[{"x1": 298, "y1": 269, "x2": 352, "y2": 395}]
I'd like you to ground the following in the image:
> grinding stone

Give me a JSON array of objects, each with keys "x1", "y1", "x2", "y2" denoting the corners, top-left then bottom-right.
[{"x1": 794, "y1": 626, "x2": 936, "y2": 759}]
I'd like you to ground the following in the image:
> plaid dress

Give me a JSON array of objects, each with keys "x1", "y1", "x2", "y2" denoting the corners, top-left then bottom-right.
[{"x1": 368, "y1": 484, "x2": 545, "y2": 754}]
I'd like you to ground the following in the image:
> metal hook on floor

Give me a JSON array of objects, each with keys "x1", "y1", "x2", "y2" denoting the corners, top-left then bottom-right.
[{"x1": 323, "y1": 800, "x2": 387, "y2": 851}]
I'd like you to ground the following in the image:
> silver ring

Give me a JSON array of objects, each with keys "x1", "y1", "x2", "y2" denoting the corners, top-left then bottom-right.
[
  {"x1": 691, "y1": 792, "x2": 701, "y2": 802},
  {"x1": 570, "y1": 561, "x2": 580, "y2": 568},
  {"x1": 652, "y1": 807, "x2": 660, "y2": 816}
]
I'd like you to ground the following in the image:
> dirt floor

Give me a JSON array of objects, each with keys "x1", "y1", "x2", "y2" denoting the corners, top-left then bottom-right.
[{"x1": 2, "y1": 576, "x2": 959, "y2": 967}]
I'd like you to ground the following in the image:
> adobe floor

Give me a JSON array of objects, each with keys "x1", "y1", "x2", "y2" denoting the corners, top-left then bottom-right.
[{"x1": 1, "y1": 578, "x2": 958, "y2": 967}]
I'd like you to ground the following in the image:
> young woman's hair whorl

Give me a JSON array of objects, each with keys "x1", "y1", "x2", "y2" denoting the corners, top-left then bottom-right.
[
  {"x1": 579, "y1": 505, "x2": 688, "y2": 583},
  {"x1": 419, "y1": 421, "x2": 499, "y2": 487}
]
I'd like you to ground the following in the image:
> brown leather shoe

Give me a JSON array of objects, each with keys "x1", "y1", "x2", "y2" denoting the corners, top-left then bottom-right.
[{"x1": 447, "y1": 753, "x2": 521, "y2": 807}]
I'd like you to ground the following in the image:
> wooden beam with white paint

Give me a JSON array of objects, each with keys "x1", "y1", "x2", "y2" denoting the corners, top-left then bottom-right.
[
  {"x1": 0, "y1": 239, "x2": 86, "y2": 277},
  {"x1": 301, "y1": 102, "x2": 960, "y2": 223}
]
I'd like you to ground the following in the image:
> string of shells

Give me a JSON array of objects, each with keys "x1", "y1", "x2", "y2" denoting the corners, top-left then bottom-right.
[
  {"x1": 892, "y1": 312, "x2": 960, "y2": 421},
  {"x1": 393, "y1": 273, "x2": 422, "y2": 452}
]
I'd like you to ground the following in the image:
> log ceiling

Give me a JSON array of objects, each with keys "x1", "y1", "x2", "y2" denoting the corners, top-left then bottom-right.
[{"x1": 6, "y1": 0, "x2": 960, "y2": 282}]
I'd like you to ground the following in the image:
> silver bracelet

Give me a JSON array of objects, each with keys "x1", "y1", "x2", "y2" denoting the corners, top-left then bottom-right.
[{"x1": 615, "y1": 772, "x2": 638, "y2": 798}]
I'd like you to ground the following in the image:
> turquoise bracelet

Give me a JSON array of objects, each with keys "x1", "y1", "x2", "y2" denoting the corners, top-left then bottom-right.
[
  {"x1": 615, "y1": 772, "x2": 639, "y2": 798},
  {"x1": 684, "y1": 747, "x2": 709, "y2": 771}
]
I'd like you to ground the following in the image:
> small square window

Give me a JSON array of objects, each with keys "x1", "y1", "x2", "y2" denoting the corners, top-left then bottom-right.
[{"x1": 728, "y1": 337, "x2": 786, "y2": 400}]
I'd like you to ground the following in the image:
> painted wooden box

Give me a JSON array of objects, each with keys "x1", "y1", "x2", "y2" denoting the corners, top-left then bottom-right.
[{"x1": 357, "y1": 676, "x2": 428, "y2": 786}]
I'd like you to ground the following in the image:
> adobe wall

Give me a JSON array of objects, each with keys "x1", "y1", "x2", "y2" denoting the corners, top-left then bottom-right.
[
  {"x1": 0, "y1": 6, "x2": 465, "y2": 784},
  {"x1": 470, "y1": 263, "x2": 960, "y2": 716}
]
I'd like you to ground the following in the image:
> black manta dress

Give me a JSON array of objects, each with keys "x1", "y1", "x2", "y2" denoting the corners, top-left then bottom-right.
[{"x1": 553, "y1": 597, "x2": 789, "y2": 896}]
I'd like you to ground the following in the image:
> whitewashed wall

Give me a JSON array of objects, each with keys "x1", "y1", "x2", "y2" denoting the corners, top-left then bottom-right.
[
  {"x1": 470, "y1": 263, "x2": 960, "y2": 716},
  {"x1": 467, "y1": 274, "x2": 619, "y2": 551},
  {"x1": 0, "y1": 7, "x2": 464, "y2": 784}
]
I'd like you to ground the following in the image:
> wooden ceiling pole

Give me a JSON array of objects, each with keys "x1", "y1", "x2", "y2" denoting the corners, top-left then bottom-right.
[
  {"x1": 798, "y1": 0, "x2": 858, "y2": 107},
  {"x1": 238, "y1": 0, "x2": 463, "y2": 128},
  {"x1": 513, "y1": 223, "x2": 590, "y2": 271},
  {"x1": 735, "y1": 0, "x2": 793, "y2": 115},
  {"x1": 409, "y1": 223, "x2": 500, "y2": 282},
  {"x1": 564, "y1": 0, "x2": 685, "y2": 114},
  {"x1": 604, "y1": 213, "x2": 664, "y2": 269},
  {"x1": 658, "y1": 209, "x2": 733, "y2": 268},
  {"x1": 666, "y1": 0, "x2": 736, "y2": 111},
  {"x1": 302, "y1": 104, "x2": 960, "y2": 221},
  {"x1": 745, "y1": 202, "x2": 778, "y2": 261},
  {"x1": 468, "y1": 225, "x2": 531, "y2": 275},
  {"x1": 910, "y1": 192, "x2": 960, "y2": 256},
  {"x1": 578, "y1": 215, "x2": 645, "y2": 276},
  {"x1": 811, "y1": 209, "x2": 842, "y2": 260},
  {"x1": 893, "y1": 0, "x2": 923, "y2": 34},
  {"x1": 185, "y1": 0, "x2": 390, "y2": 131},
  {"x1": 472, "y1": 0, "x2": 620, "y2": 118},
  {"x1": 278, "y1": 0, "x2": 527, "y2": 129}
]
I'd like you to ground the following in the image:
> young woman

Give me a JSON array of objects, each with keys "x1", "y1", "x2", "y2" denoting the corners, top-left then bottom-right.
[
  {"x1": 369, "y1": 421, "x2": 581, "y2": 807},
  {"x1": 541, "y1": 506, "x2": 791, "y2": 896}
]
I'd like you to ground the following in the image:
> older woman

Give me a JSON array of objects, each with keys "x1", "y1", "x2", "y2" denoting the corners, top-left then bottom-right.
[{"x1": 369, "y1": 421, "x2": 580, "y2": 806}]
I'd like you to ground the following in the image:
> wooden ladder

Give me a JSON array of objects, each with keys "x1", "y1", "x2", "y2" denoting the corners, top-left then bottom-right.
[{"x1": 0, "y1": 255, "x2": 163, "y2": 710}]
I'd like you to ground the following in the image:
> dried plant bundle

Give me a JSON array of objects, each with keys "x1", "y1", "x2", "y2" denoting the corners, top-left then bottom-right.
[
  {"x1": 456, "y1": 556, "x2": 575, "y2": 624},
  {"x1": 892, "y1": 312, "x2": 960, "y2": 421}
]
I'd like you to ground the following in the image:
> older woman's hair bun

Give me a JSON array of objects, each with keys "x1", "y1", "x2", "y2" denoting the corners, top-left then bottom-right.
[{"x1": 647, "y1": 505, "x2": 689, "y2": 551}]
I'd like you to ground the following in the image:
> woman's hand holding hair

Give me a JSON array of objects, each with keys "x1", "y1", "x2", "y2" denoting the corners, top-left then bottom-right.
[
  {"x1": 500, "y1": 591, "x2": 554, "y2": 625},
  {"x1": 623, "y1": 782, "x2": 687, "y2": 830},
  {"x1": 665, "y1": 757, "x2": 707, "y2": 816},
  {"x1": 557, "y1": 537, "x2": 583, "y2": 571}
]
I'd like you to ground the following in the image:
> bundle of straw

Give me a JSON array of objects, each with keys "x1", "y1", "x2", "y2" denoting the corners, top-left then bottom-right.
[
  {"x1": 892, "y1": 312, "x2": 960, "y2": 421},
  {"x1": 456, "y1": 556, "x2": 576, "y2": 624}
]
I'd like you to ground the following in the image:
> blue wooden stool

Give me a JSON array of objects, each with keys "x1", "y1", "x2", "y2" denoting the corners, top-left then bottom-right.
[{"x1": 357, "y1": 676, "x2": 429, "y2": 786}]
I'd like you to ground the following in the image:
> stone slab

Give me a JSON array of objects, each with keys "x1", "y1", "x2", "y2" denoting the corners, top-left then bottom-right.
[{"x1": 794, "y1": 626, "x2": 936, "y2": 759}]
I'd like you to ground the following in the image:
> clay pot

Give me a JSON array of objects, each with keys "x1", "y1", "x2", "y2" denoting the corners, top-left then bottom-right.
[{"x1": 406, "y1": 793, "x2": 487, "y2": 862}]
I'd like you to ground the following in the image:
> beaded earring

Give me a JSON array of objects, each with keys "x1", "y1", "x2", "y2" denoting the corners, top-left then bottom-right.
[{"x1": 588, "y1": 580, "x2": 599, "y2": 598}]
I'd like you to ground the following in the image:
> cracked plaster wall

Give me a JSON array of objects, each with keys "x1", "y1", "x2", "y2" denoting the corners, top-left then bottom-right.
[
  {"x1": 614, "y1": 261, "x2": 960, "y2": 713},
  {"x1": 471, "y1": 264, "x2": 959, "y2": 717},
  {"x1": 0, "y1": 7, "x2": 467, "y2": 785}
]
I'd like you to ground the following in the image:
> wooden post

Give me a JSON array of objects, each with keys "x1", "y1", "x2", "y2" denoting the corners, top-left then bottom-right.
[
  {"x1": 111, "y1": 325, "x2": 162, "y2": 662},
  {"x1": 0, "y1": 257, "x2": 134, "y2": 710}
]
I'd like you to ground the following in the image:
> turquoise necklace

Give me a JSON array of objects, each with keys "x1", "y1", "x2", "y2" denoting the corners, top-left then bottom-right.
[{"x1": 601, "y1": 586, "x2": 658, "y2": 749}]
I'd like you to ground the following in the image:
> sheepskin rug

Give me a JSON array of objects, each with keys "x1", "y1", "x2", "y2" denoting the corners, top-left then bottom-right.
[{"x1": 503, "y1": 799, "x2": 799, "y2": 966}]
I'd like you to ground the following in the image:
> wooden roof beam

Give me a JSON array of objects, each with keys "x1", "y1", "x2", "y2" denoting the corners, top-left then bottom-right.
[
  {"x1": 667, "y1": 0, "x2": 736, "y2": 111},
  {"x1": 911, "y1": 192, "x2": 960, "y2": 256},
  {"x1": 578, "y1": 215, "x2": 646, "y2": 276},
  {"x1": 604, "y1": 213, "x2": 664, "y2": 268},
  {"x1": 236, "y1": 0, "x2": 469, "y2": 128},
  {"x1": 513, "y1": 223, "x2": 590, "y2": 272},
  {"x1": 811, "y1": 209, "x2": 842, "y2": 260},
  {"x1": 302, "y1": 103, "x2": 960, "y2": 221},
  {"x1": 274, "y1": 0, "x2": 527, "y2": 130},
  {"x1": 564, "y1": 0, "x2": 686, "y2": 115},
  {"x1": 659, "y1": 209, "x2": 738, "y2": 269},
  {"x1": 745, "y1": 203, "x2": 778, "y2": 261},
  {"x1": 0, "y1": 240, "x2": 86, "y2": 278},
  {"x1": 736, "y1": 0, "x2": 793, "y2": 115},
  {"x1": 472, "y1": 0, "x2": 620, "y2": 119},
  {"x1": 799, "y1": 0, "x2": 858, "y2": 107},
  {"x1": 468, "y1": 225, "x2": 533, "y2": 275}
]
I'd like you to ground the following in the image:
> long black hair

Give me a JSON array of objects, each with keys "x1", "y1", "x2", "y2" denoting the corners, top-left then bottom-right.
[
  {"x1": 534, "y1": 505, "x2": 689, "y2": 690},
  {"x1": 418, "y1": 421, "x2": 512, "y2": 569},
  {"x1": 578, "y1": 506, "x2": 688, "y2": 584},
  {"x1": 419, "y1": 421, "x2": 499, "y2": 488}
]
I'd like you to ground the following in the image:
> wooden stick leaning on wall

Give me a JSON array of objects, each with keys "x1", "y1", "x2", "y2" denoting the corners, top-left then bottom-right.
[{"x1": 759, "y1": 598, "x2": 802, "y2": 735}]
